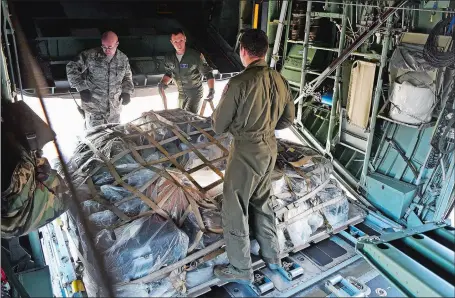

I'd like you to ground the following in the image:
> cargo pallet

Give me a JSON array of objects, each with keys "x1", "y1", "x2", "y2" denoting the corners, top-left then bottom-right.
[{"x1": 61, "y1": 109, "x2": 367, "y2": 296}]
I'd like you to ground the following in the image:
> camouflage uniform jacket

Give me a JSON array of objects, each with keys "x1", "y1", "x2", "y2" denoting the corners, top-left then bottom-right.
[
  {"x1": 1, "y1": 146, "x2": 69, "y2": 238},
  {"x1": 66, "y1": 48, "x2": 134, "y2": 116}
]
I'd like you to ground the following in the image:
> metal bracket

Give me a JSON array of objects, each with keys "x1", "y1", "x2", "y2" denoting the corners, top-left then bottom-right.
[
  {"x1": 361, "y1": 221, "x2": 449, "y2": 244},
  {"x1": 325, "y1": 274, "x2": 370, "y2": 297},
  {"x1": 348, "y1": 225, "x2": 366, "y2": 238},
  {"x1": 385, "y1": 137, "x2": 419, "y2": 177},
  {"x1": 249, "y1": 270, "x2": 275, "y2": 295},
  {"x1": 276, "y1": 257, "x2": 304, "y2": 281}
]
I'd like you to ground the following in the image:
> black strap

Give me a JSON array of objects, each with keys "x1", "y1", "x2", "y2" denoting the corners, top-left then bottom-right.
[{"x1": 2, "y1": 101, "x2": 55, "y2": 152}]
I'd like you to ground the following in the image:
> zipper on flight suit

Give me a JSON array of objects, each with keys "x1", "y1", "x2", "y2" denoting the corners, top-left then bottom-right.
[{"x1": 177, "y1": 52, "x2": 189, "y2": 105}]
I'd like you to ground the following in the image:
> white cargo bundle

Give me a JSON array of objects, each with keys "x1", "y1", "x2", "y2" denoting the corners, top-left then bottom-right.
[{"x1": 58, "y1": 109, "x2": 365, "y2": 297}]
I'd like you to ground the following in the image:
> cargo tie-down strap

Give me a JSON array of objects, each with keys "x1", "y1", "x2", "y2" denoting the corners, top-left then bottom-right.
[
  {"x1": 78, "y1": 111, "x2": 230, "y2": 256},
  {"x1": 275, "y1": 156, "x2": 335, "y2": 242}
]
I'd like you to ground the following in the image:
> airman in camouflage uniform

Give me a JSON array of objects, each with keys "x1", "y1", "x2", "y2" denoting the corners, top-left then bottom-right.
[
  {"x1": 1, "y1": 146, "x2": 69, "y2": 238},
  {"x1": 66, "y1": 31, "x2": 134, "y2": 130},
  {"x1": 158, "y1": 29, "x2": 215, "y2": 114},
  {"x1": 1, "y1": 100, "x2": 68, "y2": 238},
  {"x1": 212, "y1": 29, "x2": 295, "y2": 284}
]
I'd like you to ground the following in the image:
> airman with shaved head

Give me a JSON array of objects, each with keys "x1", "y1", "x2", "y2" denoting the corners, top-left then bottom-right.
[{"x1": 66, "y1": 30, "x2": 134, "y2": 130}]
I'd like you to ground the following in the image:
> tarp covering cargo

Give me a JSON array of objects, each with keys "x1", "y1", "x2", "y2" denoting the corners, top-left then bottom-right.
[{"x1": 58, "y1": 109, "x2": 362, "y2": 297}]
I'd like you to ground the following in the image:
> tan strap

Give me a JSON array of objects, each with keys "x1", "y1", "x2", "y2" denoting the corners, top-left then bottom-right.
[
  {"x1": 288, "y1": 155, "x2": 316, "y2": 168},
  {"x1": 187, "y1": 230, "x2": 204, "y2": 253},
  {"x1": 82, "y1": 138, "x2": 170, "y2": 220},
  {"x1": 86, "y1": 178, "x2": 130, "y2": 221},
  {"x1": 190, "y1": 122, "x2": 230, "y2": 155},
  {"x1": 129, "y1": 124, "x2": 205, "y2": 192},
  {"x1": 200, "y1": 100, "x2": 207, "y2": 116},
  {"x1": 169, "y1": 126, "x2": 224, "y2": 180}
]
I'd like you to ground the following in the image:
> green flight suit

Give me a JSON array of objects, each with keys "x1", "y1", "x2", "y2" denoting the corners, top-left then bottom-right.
[
  {"x1": 212, "y1": 59, "x2": 295, "y2": 272},
  {"x1": 164, "y1": 48, "x2": 214, "y2": 114}
]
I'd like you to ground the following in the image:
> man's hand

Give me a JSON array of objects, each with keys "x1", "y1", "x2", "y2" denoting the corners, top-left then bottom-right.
[
  {"x1": 79, "y1": 89, "x2": 91, "y2": 103},
  {"x1": 207, "y1": 88, "x2": 215, "y2": 101},
  {"x1": 120, "y1": 93, "x2": 131, "y2": 105}
]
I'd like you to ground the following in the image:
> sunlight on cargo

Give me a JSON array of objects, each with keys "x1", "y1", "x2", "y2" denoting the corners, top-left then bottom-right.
[{"x1": 22, "y1": 80, "x2": 230, "y2": 164}]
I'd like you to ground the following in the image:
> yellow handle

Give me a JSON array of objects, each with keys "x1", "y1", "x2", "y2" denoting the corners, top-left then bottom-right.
[
  {"x1": 71, "y1": 280, "x2": 86, "y2": 293},
  {"x1": 253, "y1": 4, "x2": 260, "y2": 29}
]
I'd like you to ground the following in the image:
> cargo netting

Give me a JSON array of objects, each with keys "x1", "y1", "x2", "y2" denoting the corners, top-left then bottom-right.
[{"x1": 57, "y1": 109, "x2": 361, "y2": 297}]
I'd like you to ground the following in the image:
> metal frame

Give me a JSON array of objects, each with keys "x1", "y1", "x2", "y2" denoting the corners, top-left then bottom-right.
[
  {"x1": 281, "y1": 1, "x2": 294, "y2": 64},
  {"x1": 372, "y1": 221, "x2": 449, "y2": 243},
  {"x1": 325, "y1": 2, "x2": 347, "y2": 153},
  {"x1": 1, "y1": 0, "x2": 23, "y2": 101},
  {"x1": 270, "y1": 0, "x2": 289, "y2": 68},
  {"x1": 292, "y1": 0, "x2": 409, "y2": 103},
  {"x1": 40, "y1": 221, "x2": 78, "y2": 297},
  {"x1": 359, "y1": 15, "x2": 394, "y2": 187},
  {"x1": 283, "y1": 2, "x2": 446, "y2": 225},
  {"x1": 20, "y1": 71, "x2": 241, "y2": 96},
  {"x1": 296, "y1": 0, "x2": 313, "y2": 123},
  {"x1": 434, "y1": 153, "x2": 455, "y2": 220}
]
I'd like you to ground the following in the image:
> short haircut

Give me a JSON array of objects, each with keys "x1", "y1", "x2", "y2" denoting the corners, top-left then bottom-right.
[
  {"x1": 101, "y1": 31, "x2": 118, "y2": 41},
  {"x1": 239, "y1": 29, "x2": 268, "y2": 58},
  {"x1": 170, "y1": 28, "x2": 185, "y2": 37}
]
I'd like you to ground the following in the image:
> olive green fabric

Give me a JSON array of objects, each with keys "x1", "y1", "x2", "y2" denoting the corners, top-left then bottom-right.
[
  {"x1": 178, "y1": 87, "x2": 203, "y2": 114},
  {"x1": 212, "y1": 59, "x2": 295, "y2": 272},
  {"x1": 164, "y1": 48, "x2": 213, "y2": 112},
  {"x1": 66, "y1": 48, "x2": 134, "y2": 125},
  {"x1": 212, "y1": 60, "x2": 295, "y2": 139}
]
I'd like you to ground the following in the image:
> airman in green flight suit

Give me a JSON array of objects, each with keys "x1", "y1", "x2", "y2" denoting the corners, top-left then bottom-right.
[
  {"x1": 212, "y1": 29, "x2": 295, "y2": 284},
  {"x1": 158, "y1": 28, "x2": 215, "y2": 114}
]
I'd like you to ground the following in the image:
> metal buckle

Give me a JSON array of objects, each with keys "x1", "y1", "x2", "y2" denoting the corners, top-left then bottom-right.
[
  {"x1": 249, "y1": 270, "x2": 274, "y2": 295},
  {"x1": 276, "y1": 257, "x2": 304, "y2": 281}
]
